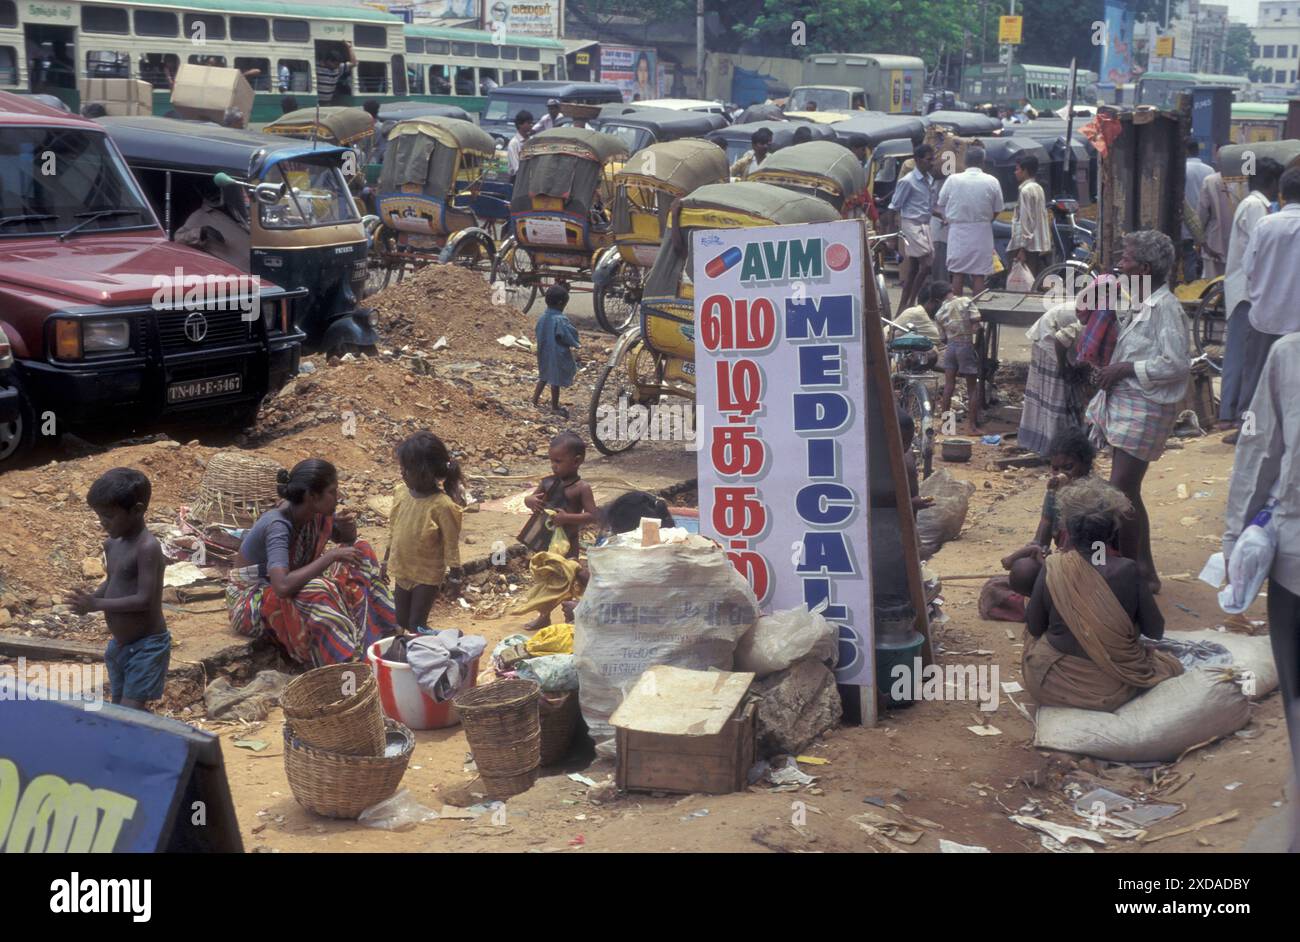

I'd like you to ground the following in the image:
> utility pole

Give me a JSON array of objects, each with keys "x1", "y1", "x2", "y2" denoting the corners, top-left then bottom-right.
[
  {"x1": 696, "y1": 0, "x2": 705, "y2": 98},
  {"x1": 1007, "y1": 0, "x2": 1015, "y2": 80}
]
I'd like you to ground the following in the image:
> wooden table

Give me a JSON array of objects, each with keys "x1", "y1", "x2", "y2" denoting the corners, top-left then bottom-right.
[{"x1": 972, "y1": 290, "x2": 1048, "y2": 408}]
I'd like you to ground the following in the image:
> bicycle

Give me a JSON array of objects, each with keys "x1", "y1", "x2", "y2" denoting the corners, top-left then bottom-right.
[{"x1": 881, "y1": 313, "x2": 938, "y2": 480}]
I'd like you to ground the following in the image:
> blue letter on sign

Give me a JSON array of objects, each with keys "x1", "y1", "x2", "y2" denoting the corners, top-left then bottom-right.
[
  {"x1": 793, "y1": 392, "x2": 850, "y2": 433},
  {"x1": 785, "y1": 294, "x2": 854, "y2": 340},
  {"x1": 797, "y1": 345, "x2": 843, "y2": 387},
  {"x1": 795, "y1": 482, "x2": 855, "y2": 526}
]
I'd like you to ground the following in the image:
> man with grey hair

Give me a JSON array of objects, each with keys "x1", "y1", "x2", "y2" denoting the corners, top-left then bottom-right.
[
  {"x1": 936, "y1": 145, "x2": 1004, "y2": 296},
  {"x1": 1085, "y1": 229, "x2": 1190, "y2": 593}
]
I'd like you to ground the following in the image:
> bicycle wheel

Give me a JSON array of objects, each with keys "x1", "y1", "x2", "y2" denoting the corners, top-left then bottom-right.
[
  {"x1": 490, "y1": 240, "x2": 538, "y2": 314},
  {"x1": 874, "y1": 271, "x2": 892, "y2": 321},
  {"x1": 593, "y1": 260, "x2": 642, "y2": 335},
  {"x1": 1032, "y1": 260, "x2": 1093, "y2": 298},
  {"x1": 589, "y1": 342, "x2": 655, "y2": 456},
  {"x1": 899, "y1": 379, "x2": 934, "y2": 480},
  {"x1": 1191, "y1": 280, "x2": 1226, "y2": 371},
  {"x1": 448, "y1": 235, "x2": 493, "y2": 277}
]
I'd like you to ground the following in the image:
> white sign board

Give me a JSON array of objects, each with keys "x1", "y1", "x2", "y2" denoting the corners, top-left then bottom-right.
[
  {"x1": 694, "y1": 219, "x2": 876, "y2": 695},
  {"x1": 483, "y1": 0, "x2": 560, "y2": 38}
]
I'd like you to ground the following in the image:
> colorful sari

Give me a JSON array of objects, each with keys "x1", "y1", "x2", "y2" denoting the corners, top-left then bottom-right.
[{"x1": 227, "y1": 514, "x2": 397, "y2": 667}]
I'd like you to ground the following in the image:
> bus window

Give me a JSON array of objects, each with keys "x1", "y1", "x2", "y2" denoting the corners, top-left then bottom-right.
[
  {"x1": 273, "y1": 19, "x2": 310, "y2": 43},
  {"x1": 407, "y1": 64, "x2": 424, "y2": 94},
  {"x1": 391, "y1": 55, "x2": 406, "y2": 95},
  {"x1": 522, "y1": 69, "x2": 539, "y2": 81},
  {"x1": 427, "y1": 40, "x2": 449, "y2": 55},
  {"x1": 134, "y1": 10, "x2": 178, "y2": 37},
  {"x1": 542, "y1": 64, "x2": 556, "y2": 80},
  {"x1": 430, "y1": 65, "x2": 450, "y2": 94},
  {"x1": 479, "y1": 68, "x2": 498, "y2": 93},
  {"x1": 0, "y1": 47, "x2": 15, "y2": 86},
  {"x1": 277, "y1": 59, "x2": 310, "y2": 92},
  {"x1": 235, "y1": 57, "x2": 270, "y2": 90},
  {"x1": 189, "y1": 54, "x2": 227, "y2": 67},
  {"x1": 501, "y1": 46, "x2": 518, "y2": 61},
  {"x1": 519, "y1": 47, "x2": 540, "y2": 62},
  {"x1": 354, "y1": 25, "x2": 387, "y2": 48},
  {"x1": 452, "y1": 41, "x2": 475, "y2": 57},
  {"x1": 183, "y1": 13, "x2": 225, "y2": 42},
  {"x1": 406, "y1": 38, "x2": 423, "y2": 55},
  {"x1": 82, "y1": 5, "x2": 129, "y2": 33},
  {"x1": 86, "y1": 50, "x2": 130, "y2": 78},
  {"x1": 453, "y1": 66, "x2": 475, "y2": 95},
  {"x1": 477, "y1": 43, "x2": 500, "y2": 59},
  {"x1": 0, "y1": 0, "x2": 14, "y2": 28},
  {"x1": 138, "y1": 52, "x2": 179, "y2": 88},
  {"x1": 357, "y1": 61, "x2": 388, "y2": 93},
  {"x1": 502, "y1": 69, "x2": 518, "y2": 84},
  {"x1": 230, "y1": 16, "x2": 269, "y2": 42}
]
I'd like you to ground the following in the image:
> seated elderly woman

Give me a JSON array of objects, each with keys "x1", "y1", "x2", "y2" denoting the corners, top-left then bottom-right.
[
  {"x1": 1022, "y1": 477, "x2": 1183, "y2": 712},
  {"x1": 227, "y1": 459, "x2": 396, "y2": 666}
]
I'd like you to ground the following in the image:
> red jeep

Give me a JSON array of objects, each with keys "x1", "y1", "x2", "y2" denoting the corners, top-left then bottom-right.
[{"x1": 0, "y1": 93, "x2": 302, "y2": 465}]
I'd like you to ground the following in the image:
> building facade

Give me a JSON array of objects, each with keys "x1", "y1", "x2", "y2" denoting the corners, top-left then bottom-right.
[{"x1": 1251, "y1": 1, "x2": 1300, "y2": 89}]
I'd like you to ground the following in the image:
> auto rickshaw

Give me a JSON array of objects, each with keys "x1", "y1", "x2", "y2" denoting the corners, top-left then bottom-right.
[
  {"x1": 591, "y1": 107, "x2": 728, "y2": 155},
  {"x1": 366, "y1": 116, "x2": 500, "y2": 291},
  {"x1": 265, "y1": 106, "x2": 379, "y2": 186},
  {"x1": 590, "y1": 138, "x2": 729, "y2": 334},
  {"x1": 749, "y1": 140, "x2": 869, "y2": 218},
  {"x1": 588, "y1": 181, "x2": 840, "y2": 455},
  {"x1": 488, "y1": 127, "x2": 630, "y2": 314},
  {"x1": 923, "y1": 111, "x2": 1001, "y2": 136},
  {"x1": 100, "y1": 116, "x2": 377, "y2": 353},
  {"x1": 1184, "y1": 139, "x2": 1300, "y2": 368},
  {"x1": 714, "y1": 120, "x2": 838, "y2": 172}
]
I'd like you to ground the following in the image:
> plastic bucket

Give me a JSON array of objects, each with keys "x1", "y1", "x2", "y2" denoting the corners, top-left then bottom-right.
[
  {"x1": 366, "y1": 640, "x2": 480, "y2": 730},
  {"x1": 875, "y1": 630, "x2": 926, "y2": 708}
]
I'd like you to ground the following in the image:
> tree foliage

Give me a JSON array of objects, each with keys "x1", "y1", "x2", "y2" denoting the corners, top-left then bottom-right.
[{"x1": 1222, "y1": 22, "x2": 1254, "y2": 78}]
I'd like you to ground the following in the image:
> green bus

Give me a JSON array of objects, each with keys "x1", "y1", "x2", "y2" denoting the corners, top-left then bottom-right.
[
  {"x1": 961, "y1": 63, "x2": 1098, "y2": 112},
  {"x1": 1135, "y1": 71, "x2": 1250, "y2": 109},
  {"x1": 3, "y1": 0, "x2": 566, "y2": 122}
]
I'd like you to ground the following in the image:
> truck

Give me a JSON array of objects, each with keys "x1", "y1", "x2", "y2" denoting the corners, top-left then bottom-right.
[
  {"x1": 795, "y1": 54, "x2": 926, "y2": 115},
  {"x1": 0, "y1": 92, "x2": 303, "y2": 466}
]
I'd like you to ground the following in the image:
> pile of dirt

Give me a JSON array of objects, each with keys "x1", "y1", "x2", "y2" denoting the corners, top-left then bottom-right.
[{"x1": 369, "y1": 263, "x2": 535, "y2": 361}]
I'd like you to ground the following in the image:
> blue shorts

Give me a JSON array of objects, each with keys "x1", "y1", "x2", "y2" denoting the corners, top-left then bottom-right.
[
  {"x1": 941, "y1": 339, "x2": 980, "y2": 376},
  {"x1": 105, "y1": 631, "x2": 172, "y2": 704}
]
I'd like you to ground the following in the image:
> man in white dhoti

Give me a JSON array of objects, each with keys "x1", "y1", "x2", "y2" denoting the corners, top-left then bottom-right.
[{"x1": 936, "y1": 146, "x2": 1004, "y2": 296}]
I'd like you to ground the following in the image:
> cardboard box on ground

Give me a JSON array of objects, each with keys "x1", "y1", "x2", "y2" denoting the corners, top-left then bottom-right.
[
  {"x1": 170, "y1": 64, "x2": 254, "y2": 124},
  {"x1": 77, "y1": 78, "x2": 153, "y2": 116}
]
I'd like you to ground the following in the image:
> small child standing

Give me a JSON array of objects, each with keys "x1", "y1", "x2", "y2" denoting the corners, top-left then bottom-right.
[
  {"x1": 932, "y1": 280, "x2": 983, "y2": 435},
  {"x1": 532, "y1": 283, "x2": 581, "y2": 418},
  {"x1": 67, "y1": 468, "x2": 168, "y2": 710},
  {"x1": 382, "y1": 432, "x2": 465, "y2": 633},
  {"x1": 521, "y1": 431, "x2": 597, "y2": 630}
]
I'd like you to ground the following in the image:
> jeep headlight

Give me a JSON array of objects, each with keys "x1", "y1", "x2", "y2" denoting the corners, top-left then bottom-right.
[
  {"x1": 261, "y1": 297, "x2": 279, "y2": 329},
  {"x1": 82, "y1": 319, "x2": 131, "y2": 352}
]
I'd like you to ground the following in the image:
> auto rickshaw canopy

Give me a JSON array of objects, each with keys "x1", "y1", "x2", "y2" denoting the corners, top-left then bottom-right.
[
  {"x1": 828, "y1": 112, "x2": 926, "y2": 147},
  {"x1": 377, "y1": 117, "x2": 497, "y2": 199},
  {"x1": 923, "y1": 110, "x2": 1001, "y2": 136},
  {"x1": 615, "y1": 139, "x2": 730, "y2": 195},
  {"x1": 1219, "y1": 139, "x2": 1300, "y2": 177},
  {"x1": 98, "y1": 116, "x2": 350, "y2": 181},
  {"x1": 512, "y1": 127, "x2": 629, "y2": 216},
  {"x1": 266, "y1": 107, "x2": 377, "y2": 147},
  {"x1": 749, "y1": 140, "x2": 867, "y2": 213}
]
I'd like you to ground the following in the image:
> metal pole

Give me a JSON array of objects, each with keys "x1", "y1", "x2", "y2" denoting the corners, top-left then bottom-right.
[
  {"x1": 1007, "y1": 0, "x2": 1015, "y2": 83},
  {"x1": 696, "y1": 0, "x2": 705, "y2": 99}
]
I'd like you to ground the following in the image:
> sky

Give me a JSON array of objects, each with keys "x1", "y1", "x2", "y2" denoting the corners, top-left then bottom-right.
[{"x1": 1221, "y1": 0, "x2": 1258, "y2": 24}]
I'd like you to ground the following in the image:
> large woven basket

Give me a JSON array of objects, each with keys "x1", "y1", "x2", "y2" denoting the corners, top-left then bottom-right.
[
  {"x1": 538, "y1": 691, "x2": 580, "y2": 766},
  {"x1": 282, "y1": 663, "x2": 385, "y2": 757},
  {"x1": 284, "y1": 719, "x2": 413, "y2": 819},
  {"x1": 455, "y1": 679, "x2": 541, "y2": 795},
  {"x1": 190, "y1": 452, "x2": 283, "y2": 528}
]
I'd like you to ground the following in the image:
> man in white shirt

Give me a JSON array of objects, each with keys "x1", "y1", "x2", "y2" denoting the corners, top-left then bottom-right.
[
  {"x1": 1085, "y1": 229, "x2": 1190, "y2": 592},
  {"x1": 1182, "y1": 140, "x2": 1214, "y2": 281},
  {"x1": 729, "y1": 127, "x2": 773, "y2": 179},
  {"x1": 506, "y1": 110, "x2": 535, "y2": 178},
  {"x1": 936, "y1": 146, "x2": 1004, "y2": 296},
  {"x1": 889, "y1": 144, "x2": 935, "y2": 310},
  {"x1": 533, "y1": 98, "x2": 563, "y2": 132},
  {"x1": 1224, "y1": 333, "x2": 1300, "y2": 854},
  {"x1": 1007, "y1": 153, "x2": 1052, "y2": 277},
  {"x1": 1218, "y1": 157, "x2": 1282, "y2": 439}
]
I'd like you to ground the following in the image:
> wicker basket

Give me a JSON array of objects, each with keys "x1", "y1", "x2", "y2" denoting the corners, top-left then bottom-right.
[
  {"x1": 538, "y1": 691, "x2": 580, "y2": 766},
  {"x1": 455, "y1": 679, "x2": 541, "y2": 792},
  {"x1": 282, "y1": 663, "x2": 385, "y2": 756},
  {"x1": 190, "y1": 452, "x2": 284, "y2": 528},
  {"x1": 284, "y1": 719, "x2": 413, "y2": 819}
]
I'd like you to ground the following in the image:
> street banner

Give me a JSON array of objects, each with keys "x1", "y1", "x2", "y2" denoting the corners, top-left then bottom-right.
[{"x1": 695, "y1": 219, "x2": 876, "y2": 702}]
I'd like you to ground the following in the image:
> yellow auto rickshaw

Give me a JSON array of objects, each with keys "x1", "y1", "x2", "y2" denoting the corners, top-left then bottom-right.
[
  {"x1": 749, "y1": 140, "x2": 869, "y2": 219},
  {"x1": 367, "y1": 116, "x2": 499, "y2": 290},
  {"x1": 590, "y1": 138, "x2": 729, "y2": 334},
  {"x1": 588, "y1": 181, "x2": 840, "y2": 455},
  {"x1": 490, "y1": 127, "x2": 629, "y2": 314}
]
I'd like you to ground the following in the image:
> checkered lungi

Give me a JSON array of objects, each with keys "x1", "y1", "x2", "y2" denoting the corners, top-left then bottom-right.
[
  {"x1": 1019, "y1": 341, "x2": 1071, "y2": 457},
  {"x1": 1085, "y1": 385, "x2": 1180, "y2": 463}
]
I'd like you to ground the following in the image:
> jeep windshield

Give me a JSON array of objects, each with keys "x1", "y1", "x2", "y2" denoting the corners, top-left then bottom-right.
[{"x1": 0, "y1": 127, "x2": 156, "y2": 238}]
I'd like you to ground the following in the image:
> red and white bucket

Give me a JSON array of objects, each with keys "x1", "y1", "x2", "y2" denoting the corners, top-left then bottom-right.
[{"x1": 366, "y1": 640, "x2": 480, "y2": 730}]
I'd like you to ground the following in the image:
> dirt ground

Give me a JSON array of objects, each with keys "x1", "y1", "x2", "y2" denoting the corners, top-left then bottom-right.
[{"x1": 1, "y1": 272, "x2": 1292, "y2": 854}]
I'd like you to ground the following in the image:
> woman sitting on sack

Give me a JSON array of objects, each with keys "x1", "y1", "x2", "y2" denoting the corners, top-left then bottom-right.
[
  {"x1": 1022, "y1": 477, "x2": 1182, "y2": 712},
  {"x1": 227, "y1": 459, "x2": 397, "y2": 666}
]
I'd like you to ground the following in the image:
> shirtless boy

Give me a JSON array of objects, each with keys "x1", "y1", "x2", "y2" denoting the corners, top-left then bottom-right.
[{"x1": 521, "y1": 431, "x2": 597, "y2": 629}]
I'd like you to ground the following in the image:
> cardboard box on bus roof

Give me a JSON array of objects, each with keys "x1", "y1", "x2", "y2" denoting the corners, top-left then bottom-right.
[
  {"x1": 171, "y1": 64, "x2": 254, "y2": 123},
  {"x1": 77, "y1": 78, "x2": 154, "y2": 115}
]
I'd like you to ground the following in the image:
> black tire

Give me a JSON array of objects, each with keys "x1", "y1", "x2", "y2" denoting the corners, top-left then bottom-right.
[
  {"x1": 1191, "y1": 280, "x2": 1226, "y2": 371},
  {"x1": 448, "y1": 236, "x2": 493, "y2": 276},
  {"x1": 899, "y1": 380, "x2": 934, "y2": 480},
  {"x1": 1032, "y1": 260, "x2": 1093, "y2": 297},
  {"x1": 593, "y1": 260, "x2": 641, "y2": 335},
  {"x1": 0, "y1": 378, "x2": 35, "y2": 467},
  {"x1": 589, "y1": 361, "x2": 641, "y2": 457},
  {"x1": 223, "y1": 400, "x2": 262, "y2": 430}
]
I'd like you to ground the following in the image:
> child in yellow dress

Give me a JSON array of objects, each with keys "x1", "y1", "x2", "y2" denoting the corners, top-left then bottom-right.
[{"x1": 381, "y1": 431, "x2": 465, "y2": 632}]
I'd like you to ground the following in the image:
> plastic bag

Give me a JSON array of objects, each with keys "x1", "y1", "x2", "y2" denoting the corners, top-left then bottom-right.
[
  {"x1": 1006, "y1": 259, "x2": 1034, "y2": 292},
  {"x1": 358, "y1": 789, "x2": 440, "y2": 831},
  {"x1": 526, "y1": 623, "x2": 574, "y2": 656},
  {"x1": 574, "y1": 534, "x2": 759, "y2": 755},
  {"x1": 916, "y1": 468, "x2": 975, "y2": 559},
  {"x1": 516, "y1": 653, "x2": 578, "y2": 692},
  {"x1": 1220, "y1": 501, "x2": 1279, "y2": 614},
  {"x1": 733, "y1": 605, "x2": 837, "y2": 678}
]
